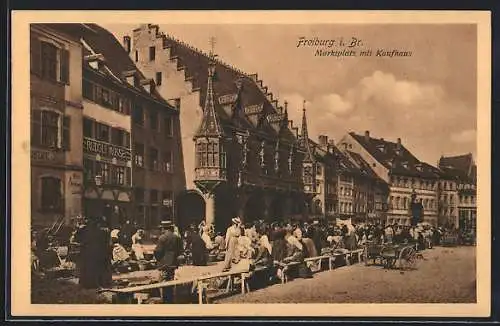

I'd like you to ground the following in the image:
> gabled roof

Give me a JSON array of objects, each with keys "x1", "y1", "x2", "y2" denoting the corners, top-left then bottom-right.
[
  {"x1": 349, "y1": 132, "x2": 440, "y2": 179},
  {"x1": 333, "y1": 146, "x2": 359, "y2": 175},
  {"x1": 41, "y1": 23, "x2": 170, "y2": 106},
  {"x1": 156, "y1": 28, "x2": 297, "y2": 143},
  {"x1": 439, "y1": 153, "x2": 475, "y2": 173},
  {"x1": 345, "y1": 150, "x2": 383, "y2": 182},
  {"x1": 438, "y1": 153, "x2": 476, "y2": 184}
]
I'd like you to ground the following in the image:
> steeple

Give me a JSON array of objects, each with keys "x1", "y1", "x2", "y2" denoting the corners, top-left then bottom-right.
[
  {"x1": 195, "y1": 37, "x2": 223, "y2": 138},
  {"x1": 301, "y1": 100, "x2": 314, "y2": 162}
]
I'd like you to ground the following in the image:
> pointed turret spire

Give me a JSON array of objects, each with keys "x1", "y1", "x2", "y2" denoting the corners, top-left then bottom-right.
[
  {"x1": 301, "y1": 100, "x2": 314, "y2": 162},
  {"x1": 195, "y1": 37, "x2": 223, "y2": 137}
]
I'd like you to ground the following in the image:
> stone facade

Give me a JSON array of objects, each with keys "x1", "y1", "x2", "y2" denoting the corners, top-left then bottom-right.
[{"x1": 30, "y1": 24, "x2": 84, "y2": 228}]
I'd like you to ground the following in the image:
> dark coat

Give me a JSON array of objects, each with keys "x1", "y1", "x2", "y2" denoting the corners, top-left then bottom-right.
[
  {"x1": 190, "y1": 233, "x2": 208, "y2": 266},
  {"x1": 77, "y1": 223, "x2": 111, "y2": 289},
  {"x1": 154, "y1": 230, "x2": 183, "y2": 271}
]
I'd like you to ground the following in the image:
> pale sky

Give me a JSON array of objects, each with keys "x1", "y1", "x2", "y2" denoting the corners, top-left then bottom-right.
[{"x1": 104, "y1": 23, "x2": 477, "y2": 166}]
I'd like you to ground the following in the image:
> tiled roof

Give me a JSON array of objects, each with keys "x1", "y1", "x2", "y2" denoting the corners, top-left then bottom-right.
[
  {"x1": 438, "y1": 153, "x2": 476, "y2": 184},
  {"x1": 41, "y1": 23, "x2": 170, "y2": 105},
  {"x1": 159, "y1": 30, "x2": 297, "y2": 143},
  {"x1": 333, "y1": 146, "x2": 359, "y2": 175},
  {"x1": 349, "y1": 132, "x2": 440, "y2": 179},
  {"x1": 346, "y1": 150, "x2": 384, "y2": 182},
  {"x1": 439, "y1": 153, "x2": 474, "y2": 172}
]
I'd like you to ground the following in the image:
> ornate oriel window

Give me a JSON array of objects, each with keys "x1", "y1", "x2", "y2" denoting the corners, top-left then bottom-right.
[{"x1": 196, "y1": 140, "x2": 222, "y2": 168}]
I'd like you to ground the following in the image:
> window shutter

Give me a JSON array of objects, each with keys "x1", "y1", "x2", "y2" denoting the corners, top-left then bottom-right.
[
  {"x1": 60, "y1": 49, "x2": 70, "y2": 84},
  {"x1": 30, "y1": 37, "x2": 41, "y2": 76},
  {"x1": 62, "y1": 115, "x2": 71, "y2": 150},
  {"x1": 31, "y1": 109, "x2": 42, "y2": 146}
]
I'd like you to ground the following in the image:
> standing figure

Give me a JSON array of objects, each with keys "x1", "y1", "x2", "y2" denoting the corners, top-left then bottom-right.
[
  {"x1": 223, "y1": 217, "x2": 242, "y2": 272},
  {"x1": 76, "y1": 216, "x2": 111, "y2": 289},
  {"x1": 190, "y1": 226, "x2": 208, "y2": 266},
  {"x1": 154, "y1": 220, "x2": 183, "y2": 303}
]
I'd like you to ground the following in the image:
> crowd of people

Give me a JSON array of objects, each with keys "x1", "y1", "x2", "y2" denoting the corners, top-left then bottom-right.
[{"x1": 31, "y1": 214, "x2": 453, "y2": 296}]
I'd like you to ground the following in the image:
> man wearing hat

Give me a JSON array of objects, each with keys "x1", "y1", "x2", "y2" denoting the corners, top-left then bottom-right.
[{"x1": 154, "y1": 220, "x2": 183, "y2": 303}]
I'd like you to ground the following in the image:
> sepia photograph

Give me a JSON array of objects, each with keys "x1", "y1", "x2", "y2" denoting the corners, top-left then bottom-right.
[{"x1": 11, "y1": 10, "x2": 491, "y2": 317}]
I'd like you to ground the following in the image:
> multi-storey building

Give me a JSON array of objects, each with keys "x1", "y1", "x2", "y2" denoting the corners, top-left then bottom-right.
[
  {"x1": 439, "y1": 153, "x2": 477, "y2": 233},
  {"x1": 47, "y1": 24, "x2": 184, "y2": 229},
  {"x1": 128, "y1": 24, "x2": 307, "y2": 231},
  {"x1": 30, "y1": 24, "x2": 84, "y2": 228},
  {"x1": 437, "y1": 172, "x2": 459, "y2": 228},
  {"x1": 342, "y1": 150, "x2": 389, "y2": 225},
  {"x1": 333, "y1": 149, "x2": 357, "y2": 222},
  {"x1": 338, "y1": 131, "x2": 441, "y2": 226},
  {"x1": 310, "y1": 135, "x2": 337, "y2": 220}
]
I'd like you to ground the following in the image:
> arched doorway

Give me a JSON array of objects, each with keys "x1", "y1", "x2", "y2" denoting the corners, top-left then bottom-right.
[
  {"x1": 269, "y1": 193, "x2": 285, "y2": 222},
  {"x1": 244, "y1": 191, "x2": 265, "y2": 224},
  {"x1": 176, "y1": 190, "x2": 205, "y2": 232},
  {"x1": 214, "y1": 184, "x2": 238, "y2": 232}
]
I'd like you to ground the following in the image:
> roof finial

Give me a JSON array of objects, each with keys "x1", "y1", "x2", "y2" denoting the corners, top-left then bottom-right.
[
  {"x1": 303, "y1": 99, "x2": 306, "y2": 113},
  {"x1": 284, "y1": 100, "x2": 288, "y2": 114},
  {"x1": 209, "y1": 36, "x2": 217, "y2": 58}
]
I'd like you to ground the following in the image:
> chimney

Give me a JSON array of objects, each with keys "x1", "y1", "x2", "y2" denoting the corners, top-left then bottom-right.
[
  {"x1": 364, "y1": 130, "x2": 370, "y2": 142},
  {"x1": 123, "y1": 35, "x2": 131, "y2": 54},
  {"x1": 397, "y1": 137, "x2": 402, "y2": 150},
  {"x1": 292, "y1": 127, "x2": 299, "y2": 138},
  {"x1": 318, "y1": 135, "x2": 328, "y2": 148},
  {"x1": 288, "y1": 120, "x2": 293, "y2": 129}
]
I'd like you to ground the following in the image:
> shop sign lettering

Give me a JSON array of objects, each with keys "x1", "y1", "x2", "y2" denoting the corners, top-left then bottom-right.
[{"x1": 83, "y1": 137, "x2": 131, "y2": 161}]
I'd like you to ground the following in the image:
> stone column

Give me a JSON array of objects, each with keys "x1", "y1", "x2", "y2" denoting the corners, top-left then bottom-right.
[{"x1": 203, "y1": 192, "x2": 216, "y2": 226}]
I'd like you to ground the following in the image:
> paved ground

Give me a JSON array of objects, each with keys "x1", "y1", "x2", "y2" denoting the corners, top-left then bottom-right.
[{"x1": 216, "y1": 246, "x2": 476, "y2": 304}]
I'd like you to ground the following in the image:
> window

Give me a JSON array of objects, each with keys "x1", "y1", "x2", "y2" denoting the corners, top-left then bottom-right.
[
  {"x1": 32, "y1": 110, "x2": 71, "y2": 150},
  {"x1": 83, "y1": 158, "x2": 95, "y2": 182},
  {"x1": 111, "y1": 128, "x2": 121, "y2": 146},
  {"x1": 41, "y1": 110, "x2": 59, "y2": 148},
  {"x1": 150, "y1": 109, "x2": 159, "y2": 131},
  {"x1": 316, "y1": 164, "x2": 322, "y2": 176},
  {"x1": 40, "y1": 176, "x2": 62, "y2": 212},
  {"x1": 208, "y1": 142, "x2": 219, "y2": 167},
  {"x1": 96, "y1": 162, "x2": 110, "y2": 184},
  {"x1": 83, "y1": 79, "x2": 94, "y2": 100},
  {"x1": 163, "y1": 151, "x2": 172, "y2": 173},
  {"x1": 83, "y1": 118, "x2": 93, "y2": 138},
  {"x1": 96, "y1": 123, "x2": 110, "y2": 142},
  {"x1": 196, "y1": 143, "x2": 207, "y2": 167},
  {"x1": 118, "y1": 97, "x2": 131, "y2": 115},
  {"x1": 149, "y1": 147, "x2": 159, "y2": 171},
  {"x1": 111, "y1": 165, "x2": 126, "y2": 185},
  {"x1": 164, "y1": 116, "x2": 173, "y2": 137},
  {"x1": 101, "y1": 88, "x2": 111, "y2": 107},
  {"x1": 150, "y1": 190, "x2": 158, "y2": 203},
  {"x1": 156, "y1": 72, "x2": 162, "y2": 86},
  {"x1": 149, "y1": 46, "x2": 156, "y2": 61},
  {"x1": 133, "y1": 104, "x2": 144, "y2": 126},
  {"x1": 135, "y1": 50, "x2": 138, "y2": 62},
  {"x1": 41, "y1": 42, "x2": 58, "y2": 81},
  {"x1": 134, "y1": 143, "x2": 144, "y2": 168}
]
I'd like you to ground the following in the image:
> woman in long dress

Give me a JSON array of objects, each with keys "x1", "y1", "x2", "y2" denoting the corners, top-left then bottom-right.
[{"x1": 222, "y1": 217, "x2": 242, "y2": 272}]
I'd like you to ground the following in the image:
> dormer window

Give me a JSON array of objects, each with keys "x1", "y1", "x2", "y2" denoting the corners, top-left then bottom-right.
[
  {"x1": 377, "y1": 144, "x2": 385, "y2": 152},
  {"x1": 402, "y1": 161, "x2": 409, "y2": 169}
]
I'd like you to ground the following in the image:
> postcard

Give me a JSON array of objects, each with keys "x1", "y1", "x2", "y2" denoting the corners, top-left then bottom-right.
[{"x1": 10, "y1": 10, "x2": 491, "y2": 318}]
